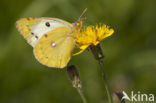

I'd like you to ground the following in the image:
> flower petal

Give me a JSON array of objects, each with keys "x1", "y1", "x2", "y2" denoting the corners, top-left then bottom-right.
[
  {"x1": 102, "y1": 29, "x2": 114, "y2": 40},
  {"x1": 73, "y1": 45, "x2": 89, "y2": 56}
]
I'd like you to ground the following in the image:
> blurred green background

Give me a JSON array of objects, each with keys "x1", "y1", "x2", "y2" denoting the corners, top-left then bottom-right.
[{"x1": 0, "y1": 0, "x2": 156, "y2": 103}]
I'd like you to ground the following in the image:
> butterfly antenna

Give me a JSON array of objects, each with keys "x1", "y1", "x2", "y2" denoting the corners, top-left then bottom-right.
[{"x1": 78, "y1": 8, "x2": 87, "y2": 21}]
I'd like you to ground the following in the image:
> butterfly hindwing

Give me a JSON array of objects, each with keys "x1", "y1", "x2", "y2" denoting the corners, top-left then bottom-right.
[{"x1": 33, "y1": 27, "x2": 75, "y2": 68}]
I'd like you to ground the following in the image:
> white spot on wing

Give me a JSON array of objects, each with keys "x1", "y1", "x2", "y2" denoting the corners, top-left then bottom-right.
[{"x1": 50, "y1": 42, "x2": 56, "y2": 47}]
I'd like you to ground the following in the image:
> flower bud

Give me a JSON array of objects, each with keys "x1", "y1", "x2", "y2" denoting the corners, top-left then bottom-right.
[
  {"x1": 113, "y1": 92, "x2": 125, "y2": 103},
  {"x1": 67, "y1": 65, "x2": 81, "y2": 88}
]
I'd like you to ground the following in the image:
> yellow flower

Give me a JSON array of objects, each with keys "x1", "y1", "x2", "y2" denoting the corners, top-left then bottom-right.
[{"x1": 75, "y1": 24, "x2": 114, "y2": 55}]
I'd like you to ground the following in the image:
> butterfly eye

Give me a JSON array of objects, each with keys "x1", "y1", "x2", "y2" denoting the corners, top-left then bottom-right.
[{"x1": 45, "y1": 22, "x2": 50, "y2": 27}]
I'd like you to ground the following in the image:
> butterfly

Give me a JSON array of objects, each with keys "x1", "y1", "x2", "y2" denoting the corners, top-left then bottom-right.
[{"x1": 16, "y1": 17, "x2": 82, "y2": 68}]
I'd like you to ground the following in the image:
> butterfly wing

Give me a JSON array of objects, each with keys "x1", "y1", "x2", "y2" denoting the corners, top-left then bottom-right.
[
  {"x1": 16, "y1": 17, "x2": 72, "y2": 47},
  {"x1": 33, "y1": 27, "x2": 75, "y2": 68}
]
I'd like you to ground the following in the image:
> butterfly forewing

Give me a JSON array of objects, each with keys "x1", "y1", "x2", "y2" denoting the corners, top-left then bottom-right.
[{"x1": 16, "y1": 17, "x2": 72, "y2": 47}]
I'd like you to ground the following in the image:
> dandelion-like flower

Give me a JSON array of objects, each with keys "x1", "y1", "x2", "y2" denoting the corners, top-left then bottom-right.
[{"x1": 75, "y1": 24, "x2": 114, "y2": 55}]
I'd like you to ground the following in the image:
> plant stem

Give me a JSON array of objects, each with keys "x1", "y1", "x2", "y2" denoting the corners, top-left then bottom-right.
[
  {"x1": 76, "y1": 87, "x2": 87, "y2": 103},
  {"x1": 98, "y1": 59, "x2": 113, "y2": 103},
  {"x1": 90, "y1": 44, "x2": 113, "y2": 103}
]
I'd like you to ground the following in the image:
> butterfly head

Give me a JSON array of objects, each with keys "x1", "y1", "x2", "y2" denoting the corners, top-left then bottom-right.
[{"x1": 72, "y1": 20, "x2": 82, "y2": 31}]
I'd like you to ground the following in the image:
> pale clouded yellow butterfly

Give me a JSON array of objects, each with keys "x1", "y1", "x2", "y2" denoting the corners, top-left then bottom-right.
[{"x1": 16, "y1": 17, "x2": 82, "y2": 68}]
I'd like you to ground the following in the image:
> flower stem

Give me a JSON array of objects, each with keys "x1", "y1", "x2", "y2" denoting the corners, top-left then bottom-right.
[
  {"x1": 98, "y1": 59, "x2": 113, "y2": 103},
  {"x1": 90, "y1": 44, "x2": 113, "y2": 103},
  {"x1": 76, "y1": 87, "x2": 87, "y2": 103}
]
